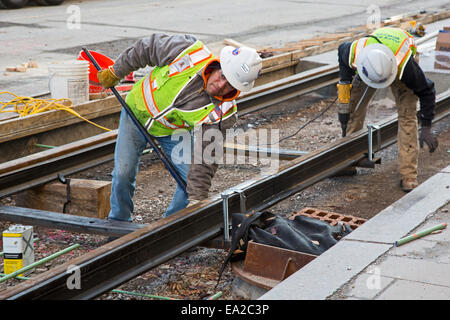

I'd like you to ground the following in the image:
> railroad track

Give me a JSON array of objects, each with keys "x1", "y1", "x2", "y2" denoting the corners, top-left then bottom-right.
[
  {"x1": 0, "y1": 30, "x2": 438, "y2": 198},
  {"x1": 0, "y1": 29, "x2": 438, "y2": 198},
  {"x1": 0, "y1": 88, "x2": 448, "y2": 299},
  {"x1": 0, "y1": 64, "x2": 339, "y2": 199}
]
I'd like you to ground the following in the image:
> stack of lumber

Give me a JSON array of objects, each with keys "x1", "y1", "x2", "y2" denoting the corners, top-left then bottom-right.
[{"x1": 238, "y1": 9, "x2": 450, "y2": 58}]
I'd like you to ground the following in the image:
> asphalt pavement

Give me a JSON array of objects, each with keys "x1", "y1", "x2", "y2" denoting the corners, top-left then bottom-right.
[{"x1": 1, "y1": 0, "x2": 449, "y2": 97}]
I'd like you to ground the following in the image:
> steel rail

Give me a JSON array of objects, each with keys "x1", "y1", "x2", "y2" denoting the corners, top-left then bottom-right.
[
  {"x1": 1, "y1": 91, "x2": 448, "y2": 300},
  {"x1": 238, "y1": 64, "x2": 339, "y2": 115},
  {"x1": 0, "y1": 65, "x2": 339, "y2": 199}
]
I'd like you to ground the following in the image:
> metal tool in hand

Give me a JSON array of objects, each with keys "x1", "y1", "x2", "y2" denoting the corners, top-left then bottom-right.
[
  {"x1": 338, "y1": 84, "x2": 377, "y2": 138},
  {"x1": 354, "y1": 86, "x2": 376, "y2": 115},
  {"x1": 81, "y1": 48, "x2": 187, "y2": 192},
  {"x1": 58, "y1": 173, "x2": 71, "y2": 213}
]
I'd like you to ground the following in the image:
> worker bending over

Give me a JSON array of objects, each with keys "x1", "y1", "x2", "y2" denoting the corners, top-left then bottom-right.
[
  {"x1": 336, "y1": 27, "x2": 438, "y2": 192},
  {"x1": 97, "y1": 33, "x2": 262, "y2": 221}
]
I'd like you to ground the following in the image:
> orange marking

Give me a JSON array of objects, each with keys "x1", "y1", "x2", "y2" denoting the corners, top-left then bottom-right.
[{"x1": 395, "y1": 38, "x2": 407, "y2": 55}]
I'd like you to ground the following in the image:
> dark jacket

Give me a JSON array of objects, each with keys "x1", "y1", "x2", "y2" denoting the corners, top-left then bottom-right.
[{"x1": 338, "y1": 41, "x2": 435, "y2": 126}]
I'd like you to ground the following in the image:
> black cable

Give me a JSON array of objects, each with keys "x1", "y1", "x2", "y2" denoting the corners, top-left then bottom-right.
[
  {"x1": 261, "y1": 97, "x2": 338, "y2": 146},
  {"x1": 366, "y1": 35, "x2": 383, "y2": 44}
]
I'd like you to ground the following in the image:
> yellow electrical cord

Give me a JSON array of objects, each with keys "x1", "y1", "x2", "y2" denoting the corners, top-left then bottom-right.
[{"x1": 0, "y1": 91, "x2": 111, "y2": 132}]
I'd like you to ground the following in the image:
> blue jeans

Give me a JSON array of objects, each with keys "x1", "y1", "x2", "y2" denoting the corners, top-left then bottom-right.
[{"x1": 108, "y1": 108, "x2": 192, "y2": 221}]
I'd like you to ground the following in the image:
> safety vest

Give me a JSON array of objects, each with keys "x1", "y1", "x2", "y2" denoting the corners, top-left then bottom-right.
[
  {"x1": 126, "y1": 40, "x2": 238, "y2": 137},
  {"x1": 349, "y1": 27, "x2": 417, "y2": 80}
]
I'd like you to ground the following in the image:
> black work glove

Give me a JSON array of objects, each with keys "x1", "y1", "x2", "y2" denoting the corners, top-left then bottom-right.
[{"x1": 419, "y1": 126, "x2": 438, "y2": 153}]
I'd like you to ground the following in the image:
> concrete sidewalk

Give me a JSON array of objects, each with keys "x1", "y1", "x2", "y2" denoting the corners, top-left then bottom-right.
[{"x1": 259, "y1": 165, "x2": 450, "y2": 300}]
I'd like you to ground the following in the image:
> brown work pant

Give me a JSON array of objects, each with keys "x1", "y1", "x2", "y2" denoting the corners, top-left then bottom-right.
[{"x1": 347, "y1": 75, "x2": 419, "y2": 181}]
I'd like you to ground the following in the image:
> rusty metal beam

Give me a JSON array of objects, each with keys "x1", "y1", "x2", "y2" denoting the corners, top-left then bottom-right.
[
  {"x1": 0, "y1": 205, "x2": 145, "y2": 236},
  {"x1": 237, "y1": 64, "x2": 338, "y2": 115}
]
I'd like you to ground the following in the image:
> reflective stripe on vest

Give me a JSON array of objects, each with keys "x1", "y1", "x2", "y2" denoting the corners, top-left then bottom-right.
[
  {"x1": 350, "y1": 37, "x2": 368, "y2": 69},
  {"x1": 142, "y1": 73, "x2": 191, "y2": 130},
  {"x1": 141, "y1": 44, "x2": 213, "y2": 130},
  {"x1": 168, "y1": 45, "x2": 212, "y2": 77},
  {"x1": 394, "y1": 32, "x2": 415, "y2": 79},
  {"x1": 350, "y1": 30, "x2": 416, "y2": 79},
  {"x1": 198, "y1": 101, "x2": 237, "y2": 125}
]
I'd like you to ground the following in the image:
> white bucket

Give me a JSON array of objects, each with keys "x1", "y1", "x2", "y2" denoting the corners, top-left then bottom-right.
[{"x1": 48, "y1": 60, "x2": 90, "y2": 105}]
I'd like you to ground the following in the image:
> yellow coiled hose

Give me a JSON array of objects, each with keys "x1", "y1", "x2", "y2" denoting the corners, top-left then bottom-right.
[{"x1": 0, "y1": 91, "x2": 111, "y2": 132}]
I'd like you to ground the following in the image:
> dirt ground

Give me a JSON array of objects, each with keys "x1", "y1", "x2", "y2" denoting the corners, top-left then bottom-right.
[{"x1": 0, "y1": 90, "x2": 448, "y2": 300}]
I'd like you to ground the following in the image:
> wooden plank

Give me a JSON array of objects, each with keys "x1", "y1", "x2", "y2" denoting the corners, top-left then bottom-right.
[
  {"x1": 0, "y1": 93, "x2": 123, "y2": 144},
  {"x1": 260, "y1": 60, "x2": 298, "y2": 74},
  {"x1": 0, "y1": 130, "x2": 117, "y2": 175},
  {"x1": 223, "y1": 38, "x2": 254, "y2": 49},
  {"x1": 0, "y1": 205, "x2": 146, "y2": 236},
  {"x1": 262, "y1": 52, "x2": 293, "y2": 69},
  {"x1": 14, "y1": 179, "x2": 112, "y2": 219}
]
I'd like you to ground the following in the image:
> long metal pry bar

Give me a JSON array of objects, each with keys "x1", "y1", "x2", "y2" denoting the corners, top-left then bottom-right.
[{"x1": 81, "y1": 48, "x2": 187, "y2": 193}]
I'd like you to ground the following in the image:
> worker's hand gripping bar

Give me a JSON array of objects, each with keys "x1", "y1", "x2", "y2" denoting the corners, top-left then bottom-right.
[{"x1": 81, "y1": 48, "x2": 187, "y2": 192}]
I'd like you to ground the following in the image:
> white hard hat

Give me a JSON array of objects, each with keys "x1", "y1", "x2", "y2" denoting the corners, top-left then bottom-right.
[
  {"x1": 356, "y1": 43, "x2": 397, "y2": 89},
  {"x1": 220, "y1": 46, "x2": 262, "y2": 92}
]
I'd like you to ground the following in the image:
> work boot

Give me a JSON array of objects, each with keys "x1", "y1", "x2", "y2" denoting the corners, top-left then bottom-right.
[{"x1": 400, "y1": 178, "x2": 418, "y2": 192}]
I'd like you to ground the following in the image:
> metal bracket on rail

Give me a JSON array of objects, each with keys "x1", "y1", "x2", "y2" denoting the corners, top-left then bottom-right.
[
  {"x1": 57, "y1": 173, "x2": 71, "y2": 213},
  {"x1": 220, "y1": 180, "x2": 255, "y2": 241},
  {"x1": 356, "y1": 124, "x2": 382, "y2": 168}
]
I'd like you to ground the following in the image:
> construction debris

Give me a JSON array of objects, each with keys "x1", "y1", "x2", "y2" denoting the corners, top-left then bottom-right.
[
  {"x1": 290, "y1": 207, "x2": 367, "y2": 230},
  {"x1": 435, "y1": 27, "x2": 450, "y2": 70},
  {"x1": 257, "y1": 9, "x2": 450, "y2": 57},
  {"x1": 15, "y1": 179, "x2": 112, "y2": 219},
  {"x1": 4, "y1": 60, "x2": 39, "y2": 73}
]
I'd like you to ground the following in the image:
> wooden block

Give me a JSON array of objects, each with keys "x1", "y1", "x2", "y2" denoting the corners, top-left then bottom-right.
[
  {"x1": 223, "y1": 38, "x2": 253, "y2": 48},
  {"x1": 5, "y1": 67, "x2": 16, "y2": 72},
  {"x1": 29, "y1": 60, "x2": 39, "y2": 68},
  {"x1": 15, "y1": 66, "x2": 27, "y2": 72},
  {"x1": 89, "y1": 92, "x2": 108, "y2": 100},
  {"x1": 15, "y1": 179, "x2": 111, "y2": 219}
]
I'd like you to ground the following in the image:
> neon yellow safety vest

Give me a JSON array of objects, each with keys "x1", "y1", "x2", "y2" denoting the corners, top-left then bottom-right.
[
  {"x1": 125, "y1": 40, "x2": 238, "y2": 137},
  {"x1": 349, "y1": 27, "x2": 417, "y2": 80}
]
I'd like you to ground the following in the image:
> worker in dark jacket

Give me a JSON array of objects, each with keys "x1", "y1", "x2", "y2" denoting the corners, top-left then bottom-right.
[
  {"x1": 97, "y1": 33, "x2": 262, "y2": 221},
  {"x1": 336, "y1": 27, "x2": 438, "y2": 192}
]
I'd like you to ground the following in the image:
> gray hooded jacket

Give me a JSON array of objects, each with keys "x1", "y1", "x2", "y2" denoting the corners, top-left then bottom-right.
[{"x1": 113, "y1": 33, "x2": 237, "y2": 200}]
